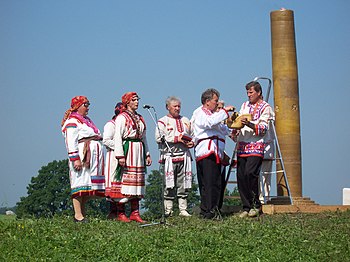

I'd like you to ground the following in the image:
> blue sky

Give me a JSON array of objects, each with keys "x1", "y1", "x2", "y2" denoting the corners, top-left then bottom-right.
[{"x1": 1, "y1": 0, "x2": 349, "y2": 207}]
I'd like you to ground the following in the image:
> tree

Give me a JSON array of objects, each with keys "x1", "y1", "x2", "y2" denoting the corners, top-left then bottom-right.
[
  {"x1": 142, "y1": 170, "x2": 163, "y2": 217},
  {"x1": 142, "y1": 169, "x2": 200, "y2": 219},
  {"x1": 16, "y1": 160, "x2": 72, "y2": 218},
  {"x1": 16, "y1": 159, "x2": 107, "y2": 218}
]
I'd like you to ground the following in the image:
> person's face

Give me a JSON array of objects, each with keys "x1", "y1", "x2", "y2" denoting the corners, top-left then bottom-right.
[
  {"x1": 167, "y1": 100, "x2": 181, "y2": 118},
  {"x1": 77, "y1": 101, "x2": 90, "y2": 116},
  {"x1": 216, "y1": 102, "x2": 224, "y2": 112},
  {"x1": 247, "y1": 87, "x2": 261, "y2": 104},
  {"x1": 206, "y1": 94, "x2": 219, "y2": 112},
  {"x1": 127, "y1": 95, "x2": 139, "y2": 111}
]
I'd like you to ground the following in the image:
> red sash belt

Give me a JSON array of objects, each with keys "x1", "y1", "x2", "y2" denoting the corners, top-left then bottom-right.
[{"x1": 196, "y1": 136, "x2": 225, "y2": 164}]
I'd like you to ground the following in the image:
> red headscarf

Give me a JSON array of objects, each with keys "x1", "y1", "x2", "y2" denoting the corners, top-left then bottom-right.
[
  {"x1": 71, "y1": 96, "x2": 88, "y2": 111},
  {"x1": 61, "y1": 96, "x2": 89, "y2": 126},
  {"x1": 122, "y1": 92, "x2": 138, "y2": 107}
]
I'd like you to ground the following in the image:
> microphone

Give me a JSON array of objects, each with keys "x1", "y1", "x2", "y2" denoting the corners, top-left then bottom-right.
[{"x1": 143, "y1": 104, "x2": 153, "y2": 109}]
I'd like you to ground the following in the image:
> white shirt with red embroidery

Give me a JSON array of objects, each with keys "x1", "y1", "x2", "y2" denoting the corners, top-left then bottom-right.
[
  {"x1": 236, "y1": 101, "x2": 274, "y2": 158},
  {"x1": 190, "y1": 106, "x2": 230, "y2": 163},
  {"x1": 156, "y1": 115, "x2": 192, "y2": 162}
]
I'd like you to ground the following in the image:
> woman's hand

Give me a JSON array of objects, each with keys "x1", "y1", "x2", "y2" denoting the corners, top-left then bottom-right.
[
  {"x1": 118, "y1": 158, "x2": 126, "y2": 167},
  {"x1": 146, "y1": 155, "x2": 152, "y2": 166},
  {"x1": 74, "y1": 159, "x2": 83, "y2": 171}
]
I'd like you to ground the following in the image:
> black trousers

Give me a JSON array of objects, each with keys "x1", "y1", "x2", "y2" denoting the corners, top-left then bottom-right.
[
  {"x1": 196, "y1": 154, "x2": 225, "y2": 218},
  {"x1": 237, "y1": 156, "x2": 263, "y2": 212}
]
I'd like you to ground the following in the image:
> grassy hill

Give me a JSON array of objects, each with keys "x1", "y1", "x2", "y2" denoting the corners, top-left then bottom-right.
[{"x1": 1, "y1": 211, "x2": 349, "y2": 261}]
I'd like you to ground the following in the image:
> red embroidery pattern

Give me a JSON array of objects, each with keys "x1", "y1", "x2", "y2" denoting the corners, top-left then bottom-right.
[{"x1": 176, "y1": 118, "x2": 184, "y2": 133}]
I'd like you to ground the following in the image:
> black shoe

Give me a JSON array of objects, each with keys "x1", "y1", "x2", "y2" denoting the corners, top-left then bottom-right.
[
  {"x1": 201, "y1": 207, "x2": 222, "y2": 220},
  {"x1": 203, "y1": 212, "x2": 215, "y2": 219},
  {"x1": 211, "y1": 207, "x2": 223, "y2": 221},
  {"x1": 74, "y1": 217, "x2": 89, "y2": 223}
]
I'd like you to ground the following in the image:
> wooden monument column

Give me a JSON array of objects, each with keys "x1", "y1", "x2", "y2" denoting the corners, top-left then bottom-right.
[{"x1": 270, "y1": 9, "x2": 302, "y2": 198}]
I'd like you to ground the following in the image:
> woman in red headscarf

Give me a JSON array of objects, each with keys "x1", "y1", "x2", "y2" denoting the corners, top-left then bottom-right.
[
  {"x1": 102, "y1": 102, "x2": 123, "y2": 219},
  {"x1": 61, "y1": 96, "x2": 105, "y2": 223},
  {"x1": 111, "y1": 92, "x2": 152, "y2": 223}
]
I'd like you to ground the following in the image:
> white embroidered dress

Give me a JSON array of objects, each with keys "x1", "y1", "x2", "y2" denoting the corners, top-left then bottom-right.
[
  {"x1": 113, "y1": 111, "x2": 150, "y2": 197},
  {"x1": 62, "y1": 115, "x2": 105, "y2": 198},
  {"x1": 102, "y1": 119, "x2": 120, "y2": 199}
]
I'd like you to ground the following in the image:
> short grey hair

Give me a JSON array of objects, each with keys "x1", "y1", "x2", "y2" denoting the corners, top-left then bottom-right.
[
  {"x1": 165, "y1": 96, "x2": 181, "y2": 109},
  {"x1": 201, "y1": 88, "x2": 220, "y2": 105},
  {"x1": 218, "y1": 100, "x2": 225, "y2": 106}
]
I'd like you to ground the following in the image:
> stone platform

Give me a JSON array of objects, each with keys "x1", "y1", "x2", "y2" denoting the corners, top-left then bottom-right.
[
  {"x1": 221, "y1": 196, "x2": 350, "y2": 215},
  {"x1": 262, "y1": 204, "x2": 350, "y2": 215}
]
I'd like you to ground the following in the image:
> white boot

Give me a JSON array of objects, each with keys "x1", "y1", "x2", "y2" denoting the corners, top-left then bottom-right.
[
  {"x1": 164, "y1": 199, "x2": 173, "y2": 217},
  {"x1": 178, "y1": 198, "x2": 191, "y2": 217}
]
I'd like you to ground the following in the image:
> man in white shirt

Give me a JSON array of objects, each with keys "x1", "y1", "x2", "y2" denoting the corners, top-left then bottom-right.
[
  {"x1": 155, "y1": 96, "x2": 194, "y2": 217},
  {"x1": 191, "y1": 88, "x2": 234, "y2": 219}
]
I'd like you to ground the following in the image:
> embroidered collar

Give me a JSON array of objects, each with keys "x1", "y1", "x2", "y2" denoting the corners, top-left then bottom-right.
[
  {"x1": 248, "y1": 100, "x2": 266, "y2": 121},
  {"x1": 70, "y1": 112, "x2": 99, "y2": 134},
  {"x1": 167, "y1": 114, "x2": 182, "y2": 119},
  {"x1": 201, "y1": 106, "x2": 213, "y2": 115},
  {"x1": 124, "y1": 110, "x2": 143, "y2": 138}
]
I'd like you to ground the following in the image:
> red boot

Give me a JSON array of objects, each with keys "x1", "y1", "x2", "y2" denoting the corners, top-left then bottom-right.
[
  {"x1": 130, "y1": 199, "x2": 145, "y2": 223},
  {"x1": 116, "y1": 203, "x2": 130, "y2": 223}
]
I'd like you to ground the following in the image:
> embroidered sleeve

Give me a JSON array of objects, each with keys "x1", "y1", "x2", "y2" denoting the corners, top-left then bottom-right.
[
  {"x1": 142, "y1": 121, "x2": 150, "y2": 157},
  {"x1": 239, "y1": 102, "x2": 247, "y2": 115},
  {"x1": 155, "y1": 119, "x2": 166, "y2": 143},
  {"x1": 255, "y1": 105, "x2": 273, "y2": 136},
  {"x1": 114, "y1": 115, "x2": 127, "y2": 158},
  {"x1": 156, "y1": 117, "x2": 178, "y2": 144},
  {"x1": 196, "y1": 108, "x2": 228, "y2": 129},
  {"x1": 64, "y1": 122, "x2": 80, "y2": 161},
  {"x1": 103, "y1": 121, "x2": 115, "y2": 150}
]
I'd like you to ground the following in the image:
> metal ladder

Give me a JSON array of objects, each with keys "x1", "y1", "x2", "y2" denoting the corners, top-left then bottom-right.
[{"x1": 224, "y1": 77, "x2": 293, "y2": 205}]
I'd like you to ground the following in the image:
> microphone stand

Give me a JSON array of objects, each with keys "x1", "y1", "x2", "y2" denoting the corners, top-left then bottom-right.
[{"x1": 140, "y1": 106, "x2": 173, "y2": 228}]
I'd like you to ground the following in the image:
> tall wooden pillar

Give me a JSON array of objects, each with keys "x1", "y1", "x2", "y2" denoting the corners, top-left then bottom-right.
[{"x1": 270, "y1": 9, "x2": 302, "y2": 198}]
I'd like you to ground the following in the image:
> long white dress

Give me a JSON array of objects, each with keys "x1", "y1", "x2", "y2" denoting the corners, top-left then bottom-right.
[
  {"x1": 62, "y1": 113, "x2": 105, "y2": 198},
  {"x1": 113, "y1": 110, "x2": 150, "y2": 198},
  {"x1": 102, "y1": 119, "x2": 121, "y2": 200}
]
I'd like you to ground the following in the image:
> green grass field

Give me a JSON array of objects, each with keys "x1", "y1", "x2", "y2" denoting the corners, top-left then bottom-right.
[
  {"x1": 1, "y1": 211, "x2": 349, "y2": 261},
  {"x1": 0, "y1": 214, "x2": 16, "y2": 222}
]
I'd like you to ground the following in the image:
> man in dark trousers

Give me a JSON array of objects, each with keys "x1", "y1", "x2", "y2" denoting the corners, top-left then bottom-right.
[
  {"x1": 190, "y1": 88, "x2": 234, "y2": 219},
  {"x1": 234, "y1": 81, "x2": 274, "y2": 218}
]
